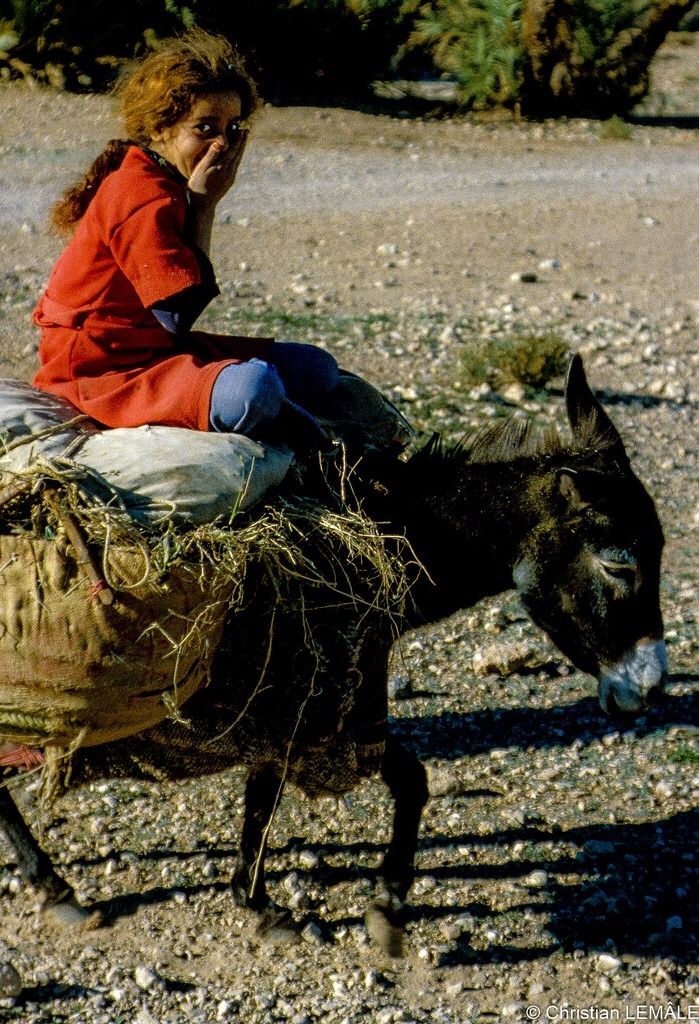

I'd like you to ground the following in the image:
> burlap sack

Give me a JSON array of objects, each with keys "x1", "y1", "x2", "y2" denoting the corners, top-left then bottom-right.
[{"x1": 0, "y1": 533, "x2": 230, "y2": 749}]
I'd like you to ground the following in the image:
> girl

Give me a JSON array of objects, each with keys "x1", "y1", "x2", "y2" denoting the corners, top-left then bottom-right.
[{"x1": 33, "y1": 29, "x2": 338, "y2": 444}]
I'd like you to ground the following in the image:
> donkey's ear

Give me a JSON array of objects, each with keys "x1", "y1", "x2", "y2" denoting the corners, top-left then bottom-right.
[{"x1": 565, "y1": 354, "x2": 623, "y2": 451}]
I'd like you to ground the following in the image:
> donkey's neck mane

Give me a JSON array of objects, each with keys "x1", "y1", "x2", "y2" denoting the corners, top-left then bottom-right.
[
  {"x1": 408, "y1": 408, "x2": 618, "y2": 480},
  {"x1": 408, "y1": 415, "x2": 563, "y2": 482}
]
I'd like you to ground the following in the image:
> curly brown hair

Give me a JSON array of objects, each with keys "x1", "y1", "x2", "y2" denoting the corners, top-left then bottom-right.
[{"x1": 51, "y1": 28, "x2": 259, "y2": 234}]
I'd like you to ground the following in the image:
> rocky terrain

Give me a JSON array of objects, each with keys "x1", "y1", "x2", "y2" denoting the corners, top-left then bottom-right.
[{"x1": 0, "y1": 34, "x2": 697, "y2": 1024}]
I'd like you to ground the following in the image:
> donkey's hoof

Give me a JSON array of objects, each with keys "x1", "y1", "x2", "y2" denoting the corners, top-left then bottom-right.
[
  {"x1": 256, "y1": 906, "x2": 301, "y2": 946},
  {"x1": 365, "y1": 902, "x2": 405, "y2": 957},
  {"x1": 43, "y1": 898, "x2": 104, "y2": 931}
]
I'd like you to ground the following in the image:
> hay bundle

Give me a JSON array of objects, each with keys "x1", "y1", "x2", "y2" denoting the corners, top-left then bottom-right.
[{"x1": 0, "y1": 456, "x2": 411, "y2": 760}]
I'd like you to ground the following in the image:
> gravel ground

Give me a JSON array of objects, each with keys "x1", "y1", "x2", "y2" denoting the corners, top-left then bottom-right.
[{"x1": 0, "y1": 36, "x2": 697, "y2": 1024}]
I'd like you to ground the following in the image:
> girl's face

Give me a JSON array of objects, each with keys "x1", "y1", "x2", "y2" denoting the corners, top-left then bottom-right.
[{"x1": 152, "y1": 91, "x2": 244, "y2": 180}]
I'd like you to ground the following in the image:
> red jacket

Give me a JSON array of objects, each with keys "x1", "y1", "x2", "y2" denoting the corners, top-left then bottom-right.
[{"x1": 33, "y1": 147, "x2": 272, "y2": 430}]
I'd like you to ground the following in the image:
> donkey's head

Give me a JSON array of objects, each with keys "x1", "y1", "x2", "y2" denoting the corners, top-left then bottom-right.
[{"x1": 513, "y1": 356, "x2": 666, "y2": 716}]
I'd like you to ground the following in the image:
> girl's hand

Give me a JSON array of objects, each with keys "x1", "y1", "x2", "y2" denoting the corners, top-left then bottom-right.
[{"x1": 188, "y1": 130, "x2": 248, "y2": 206}]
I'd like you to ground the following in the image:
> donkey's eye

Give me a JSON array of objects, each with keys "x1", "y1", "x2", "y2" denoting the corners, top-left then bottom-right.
[{"x1": 598, "y1": 558, "x2": 638, "y2": 590}]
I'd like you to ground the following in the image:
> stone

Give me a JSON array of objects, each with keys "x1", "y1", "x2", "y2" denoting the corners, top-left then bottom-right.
[
  {"x1": 427, "y1": 766, "x2": 461, "y2": 797},
  {"x1": 524, "y1": 870, "x2": 549, "y2": 889},
  {"x1": 298, "y1": 849, "x2": 320, "y2": 870},
  {"x1": 473, "y1": 640, "x2": 549, "y2": 677},
  {"x1": 288, "y1": 889, "x2": 310, "y2": 911},
  {"x1": 134, "y1": 1010, "x2": 159, "y2": 1024},
  {"x1": 301, "y1": 922, "x2": 324, "y2": 944},
  {"x1": 501, "y1": 382, "x2": 527, "y2": 404},
  {"x1": 597, "y1": 953, "x2": 622, "y2": 975},
  {"x1": 134, "y1": 965, "x2": 162, "y2": 991},
  {"x1": 0, "y1": 962, "x2": 21, "y2": 999},
  {"x1": 388, "y1": 674, "x2": 413, "y2": 699}
]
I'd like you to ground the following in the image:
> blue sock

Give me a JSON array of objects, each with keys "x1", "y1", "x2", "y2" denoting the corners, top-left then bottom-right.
[{"x1": 209, "y1": 359, "x2": 286, "y2": 434}]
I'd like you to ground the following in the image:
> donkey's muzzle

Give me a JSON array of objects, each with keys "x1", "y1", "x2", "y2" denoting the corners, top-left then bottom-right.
[{"x1": 598, "y1": 639, "x2": 668, "y2": 716}]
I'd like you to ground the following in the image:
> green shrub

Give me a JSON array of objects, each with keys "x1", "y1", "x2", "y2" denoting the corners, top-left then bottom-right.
[
  {"x1": 668, "y1": 744, "x2": 699, "y2": 766},
  {"x1": 599, "y1": 113, "x2": 633, "y2": 138},
  {"x1": 404, "y1": 0, "x2": 523, "y2": 108},
  {"x1": 461, "y1": 332, "x2": 570, "y2": 390}
]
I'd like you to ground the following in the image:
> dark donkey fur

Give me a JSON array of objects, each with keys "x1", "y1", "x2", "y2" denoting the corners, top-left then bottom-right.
[{"x1": 0, "y1": 356, "x2": 666, "y2": 953}]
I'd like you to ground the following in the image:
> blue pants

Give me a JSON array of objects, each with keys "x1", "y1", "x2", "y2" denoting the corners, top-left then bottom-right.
[{"x1": 209, "y1": 342, "x2": 339, "y2": 440}]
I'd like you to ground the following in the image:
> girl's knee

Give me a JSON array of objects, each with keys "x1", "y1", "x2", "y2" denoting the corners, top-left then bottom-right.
[
  {"x1": 269, "y1": 342, "x2": 339, "y2": 402},
  {"x1": 210, "y1": 359, "x2": 286, "y2": 434}
]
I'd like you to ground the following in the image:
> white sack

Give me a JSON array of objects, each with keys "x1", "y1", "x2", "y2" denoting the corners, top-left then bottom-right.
[{"x1": 0, "y1": 379, "x2": 292, "y2": 524}]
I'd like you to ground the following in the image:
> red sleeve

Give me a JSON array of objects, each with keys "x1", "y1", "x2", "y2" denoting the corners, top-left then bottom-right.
[{"x1": 107, "y1": 194, "x2": 203, "y2": 308}]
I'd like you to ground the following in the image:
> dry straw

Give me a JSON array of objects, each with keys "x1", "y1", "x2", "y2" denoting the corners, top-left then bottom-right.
[{"x1": 0, "y1": 453, "x2": 412, "y2": 802}]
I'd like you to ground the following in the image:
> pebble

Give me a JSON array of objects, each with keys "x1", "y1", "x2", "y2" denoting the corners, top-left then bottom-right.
[
  {"x1": 524, "y1": 869, "x2": 549, "y2": 889},
  {"x1": 473, "y1": 639, "x2": 551, "y2": 676},
  {"x1": 288, "y1": 889, "x2": 310, "y2": 910},
  {"x1": 597, "y1": 953, "x2": 622, "y2": 975},
  {"x1": 501, "y1": 382, "x2": 527, "y2": 403},
  {"x1": 301, "y1": 922, "x2": 324, "y2": 944},
  {"x1": 134, "y1": 1010, "x2": 159, "y2": 1024},
  {"x1": 298, "y1": 849, "x2": 320, "y2": 870},
  {"x1": 0, "y1": 962, "x2": 21, "y2": 998},
  {"x1": 427, "y1": 765, "x2": 461, "y2": 797},
  {"x1": 134, "y1": 966, "x2": 162, "y2": 991},
  {"x1": 440, "y1": 921, "x2": 463, "y2": 942},
  {"x1": 364, "y1": 968, "x2": 380, "y2": 989},
  {"x1": 388, "y1": 673, "x2": 413, "y2": 699},
  {"x1": 376, "y1": 1007, "x2": 400, "y2": 1024},
  {"x1": 283, "y1": 871, "x2": 302, "y2": 893}
]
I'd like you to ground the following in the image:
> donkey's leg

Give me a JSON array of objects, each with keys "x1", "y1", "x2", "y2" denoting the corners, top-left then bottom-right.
[
  {"x1": 231, "y1": 766, "x2": 300, "y2": 942},
  {"x1": 231, "y1": 766, "x2": 279, "y2": 909},
  {"x1": 365, "y1": 736, "x2": 429, "y2": 957},
  {"x1": 0, "y1": 786, "x2": 101, "y2": 928}
]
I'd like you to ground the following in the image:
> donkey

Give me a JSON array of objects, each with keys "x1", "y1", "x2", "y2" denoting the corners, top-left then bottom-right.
[{"x1": 0, "y1": 355, "x2": 666, "y2": 954}]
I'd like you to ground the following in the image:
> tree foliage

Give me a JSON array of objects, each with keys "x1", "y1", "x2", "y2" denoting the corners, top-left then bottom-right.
[
  {"x1": 521, "y1": 0, "x2": 696, "y2": 115},
  {"x1": 0, "y1": 0, "x2": 695, "y2": 116},
  {"x1": 405, "y1": 0, "x2": 523, "y2": 107}
]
